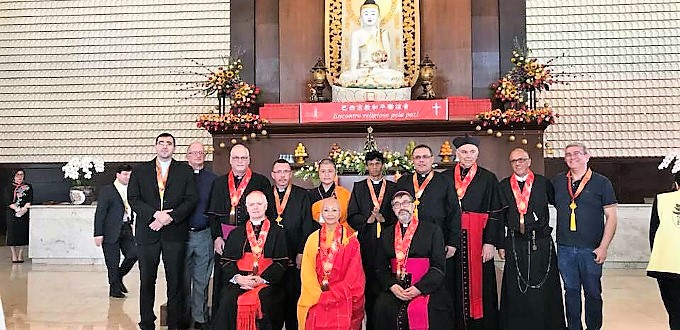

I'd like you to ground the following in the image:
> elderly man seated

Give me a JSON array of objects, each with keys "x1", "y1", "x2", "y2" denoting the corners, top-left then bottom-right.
[{"x1": 212, "y1": 191, "x2": 288, "y2": 330}]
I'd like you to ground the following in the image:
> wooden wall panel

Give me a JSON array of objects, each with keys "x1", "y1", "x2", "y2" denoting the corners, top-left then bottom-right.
[
  {"x1": 499, "y1": 0, "x2": 526, "y2": 74},
  {"x1": 278, "y1": 0, "x2": 325, "y2": 103},
  {"x1": 472, "y1": 0, "x2": 500, "y2": 99},
  {"x1": 231, "y1": 0, "x2": 256, "y2": 83},
  {"x1": 255, "y1": 0, "x2": 281, "y2": 104},
  {"x1": 421, "y1": 0, "x2": 472, "y2": 98}
]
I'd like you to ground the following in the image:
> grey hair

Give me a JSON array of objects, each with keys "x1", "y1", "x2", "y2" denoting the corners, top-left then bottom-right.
[{"x1": 565, "y1": 142, "x2": 588, "y2": 155}]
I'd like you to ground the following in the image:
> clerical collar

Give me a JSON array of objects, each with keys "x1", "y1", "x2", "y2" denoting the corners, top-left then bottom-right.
[
  {"x1": 370, "y1": 178, "x2": 383, "y2": 184},
  {"x1": 418, "y1": 171, "x2": 431, "y2": 178},
  {"x1": 401, "y1": 221, "x2": 410, "y2": 228},
  {"x1": 514, "y1": 174, "x2": 528, "y2": 182},
  {"x1": 460, "y1": 166, "x2": 472, "y2": 178},
  {"x1": 193, "y1": 168, "x2": 202, "y2": 174},
  {"x1": 277, "y1": 186, "x2": 287, "y2": 192},
  {"x1": 250, "y1": 219, "x2": 264, "y2": 226}
]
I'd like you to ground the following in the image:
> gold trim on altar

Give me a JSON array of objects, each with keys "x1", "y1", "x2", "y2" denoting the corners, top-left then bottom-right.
[{"x1": 324, "y1": 0, "x2": 420, "y2": 87}]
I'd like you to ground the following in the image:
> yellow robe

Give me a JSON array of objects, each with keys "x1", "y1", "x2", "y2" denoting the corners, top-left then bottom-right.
[
  {"x1": 311, "y1": 185, "x2": 353, "y2": 234},
  {"x1": 297, "y1": 228, "x2": 360, "y2": 330}
]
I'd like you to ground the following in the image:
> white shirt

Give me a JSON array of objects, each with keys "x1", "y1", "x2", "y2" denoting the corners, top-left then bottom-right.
[
  {"x1": 158, "y1": 159, "x2": 171, "y2": 177},
  {"x1": 514, "y1": 174, "x2": 529, "y2": 182}
]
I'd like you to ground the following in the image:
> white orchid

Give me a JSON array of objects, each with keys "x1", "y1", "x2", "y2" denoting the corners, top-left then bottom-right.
[{"x1": 62, "y1": 156, "x2": 105, "y2": 186}]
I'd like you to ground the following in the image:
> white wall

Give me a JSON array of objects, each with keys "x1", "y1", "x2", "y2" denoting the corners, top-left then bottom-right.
[
  {"x1": 527, "y1": 0, "x2": 680, "y2": 158},
  {"x1": 0, "y1": 0, "x2": 231, "y2": 163}
]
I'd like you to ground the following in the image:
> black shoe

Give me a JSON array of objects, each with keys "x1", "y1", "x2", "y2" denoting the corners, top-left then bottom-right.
[
  {"x1": 194, "y1": 321, "x2": 208, "y2": 329},
  {"x1": 109, "y1": 290, "x2": 125, "y2": 298},
  {"x1": 120, "y1": 281, "x2": 128, "y2": 293}
]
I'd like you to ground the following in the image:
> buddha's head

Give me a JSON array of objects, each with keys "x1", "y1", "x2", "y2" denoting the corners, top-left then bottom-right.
[{"x1": 360, "y1": 0, "x2": 380, "y2": 27}]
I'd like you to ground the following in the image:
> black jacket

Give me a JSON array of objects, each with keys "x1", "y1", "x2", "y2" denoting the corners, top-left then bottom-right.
[
  {"x1": 128, "y1": 158, "x2": 198, "y2": 244},
  {"x1": 93, "y1": 184, "x2": 128, "y2": 243}
]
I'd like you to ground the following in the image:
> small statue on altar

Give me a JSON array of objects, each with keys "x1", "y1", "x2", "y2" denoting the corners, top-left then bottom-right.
[
  {"x1": 294, "y1": 142, "x2": 308, "y2": 164},
  {"x1": 439, "y1": 140, "x2": 453, "y2": 163},
  {"x1": 329, "y1": 143, "x2": 342, "y2": 158},
  {"x1": 363, "y1": 126, "x2": 378, "y2": 153},
  {"x1": 337, "y1": 0, "x2": 406, "y2": 89}
]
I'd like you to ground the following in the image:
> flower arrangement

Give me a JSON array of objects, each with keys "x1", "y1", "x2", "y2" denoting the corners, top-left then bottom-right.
[
  {"x1": 62, "y1": 156, "x2": 105, "y2": 187},
  {"x1": 491, "y1": 76, "x2": 521, "y2": 104},
  {"x1": 475, "y1": 105, "x2": 558, "y2": 129},
  {"x1": 229, "y1": 81, "x2": 261, "y2": 112},
  {"x1": 474, "y1": 41, "x2": 565, "y2": 130},
  {"x1": 658, "y1": 153, "x2": 680, "y2": 174},
  {"x1": 509, "y1": 48, "x2": 555, "y2": 92},
  {"x1": 293, "y1": 148, "x2": 415, "y2": 182},
  {"x1": 196, "y1": 113, "x2": 269, "y2": 135},
  {"x1": 185, "y1": 55, "x2": 269, "y2": 137}
]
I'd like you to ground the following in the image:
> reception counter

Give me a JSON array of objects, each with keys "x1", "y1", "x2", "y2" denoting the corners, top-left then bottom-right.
[
  {"x1": 26, "y1": 204, "x2": 654, "y2": 267},
  {"x1": 29, "y1": 205, "x2": 103, "y2": 264}
]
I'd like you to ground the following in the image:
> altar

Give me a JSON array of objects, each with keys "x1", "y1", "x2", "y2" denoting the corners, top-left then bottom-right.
[{"x1": 29, "y1": 205, "x2": 103, "y2": 264}]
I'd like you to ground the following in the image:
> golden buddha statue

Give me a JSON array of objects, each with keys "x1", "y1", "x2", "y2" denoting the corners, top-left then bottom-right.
[{"x1": 337, "y1": 0, "x2": 406, "y2": 89}]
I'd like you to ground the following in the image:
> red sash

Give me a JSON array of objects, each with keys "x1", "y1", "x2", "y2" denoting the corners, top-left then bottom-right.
[
  {"x1": 228, "y1": 168, "x2": 252, "y2": 224},
  {"x1": 509, "y1": 170, "x2": 534, "y2": 234},
  {"x1": 461, "y1": 211, "x2": 489, "y2": 319},
  {"x1": 454, "y1": 163, "x2": 478, "y2": 200},
  {"x1": 235, "y1": 253, "x2": 273, "y2": 330},
  {"x1": 236, "y1": 253, "x2": 274, "y2": 276},
  {"x1": 390, "y1": 258, "x2": 431, "y2": 330}
]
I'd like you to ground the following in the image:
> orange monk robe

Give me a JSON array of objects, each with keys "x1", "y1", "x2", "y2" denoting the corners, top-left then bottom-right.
[
  {"x1": 311, "y1": 185, "x2": 353, "y2": 234},
  {"x1": 297, "y1": 228, "x2": 365, "y2": 330}
]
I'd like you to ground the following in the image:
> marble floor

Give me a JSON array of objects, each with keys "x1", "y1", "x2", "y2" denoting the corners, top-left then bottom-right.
[{"x1": 0, "y1": 245, "x2": 672, "y2": 330}]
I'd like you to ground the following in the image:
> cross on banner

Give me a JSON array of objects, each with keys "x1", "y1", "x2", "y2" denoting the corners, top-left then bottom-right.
[{"x1": 432, "y1": 103, "x2": 441, "y2": 116}]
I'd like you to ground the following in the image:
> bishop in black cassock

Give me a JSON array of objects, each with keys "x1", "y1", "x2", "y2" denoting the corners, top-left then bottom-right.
[
  {"x1": 498, "y1": 148, "x2": 566, "y2": 330},
  {"x1": 347, "y1": 151, "x2": 397, "y2": 330},
  {"x1": 374, "y1": 190, "x2": 453, "y2": 330},
  {"x1": 205, "y1": 144, "x2": 276, "y2": 322},
  {"x1": 449, "y1": 135, "x2": 503, "y2": 330}
]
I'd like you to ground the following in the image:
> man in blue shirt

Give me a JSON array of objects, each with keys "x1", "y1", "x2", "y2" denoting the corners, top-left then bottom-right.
[
  {"x1": 184, "y1": 141, "x2": 217, "y2": 329},
  {"x1": 552, "y1": 142, "x2": 618, "y2": 330}
]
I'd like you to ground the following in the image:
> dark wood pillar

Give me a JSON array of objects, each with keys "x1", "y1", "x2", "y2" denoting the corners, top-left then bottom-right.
[
  {"x1": 499, "y1": 0, "x2": 526, "y2": 74},
  {"x1": 278, "y1": 0, "x2": 325, "y2": 103},
  {"x1": 472, "y1": 0, "x2": 500, "y2": 99},
  {"x1": 231, "y1": 0, "x2": 256, "y2": 83},
  {"x1": 255, "y1": 0, "x2": 280, "y2": 103},
  {"x1": 421, "y1": 0, "x2": 472, "y2": 97}
]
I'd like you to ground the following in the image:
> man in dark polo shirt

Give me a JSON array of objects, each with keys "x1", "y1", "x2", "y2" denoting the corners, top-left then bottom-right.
[
  {"x1": 552, "y1": 142, "x2": 618, "y2": 330},
  {"x1": 183, "y1": 141, "x2": 217, "y2": 329}
]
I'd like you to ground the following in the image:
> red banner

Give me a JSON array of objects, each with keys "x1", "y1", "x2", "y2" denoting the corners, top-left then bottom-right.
[{"x1": 299, "y1": 99, "x2": 448, "y2": 123}]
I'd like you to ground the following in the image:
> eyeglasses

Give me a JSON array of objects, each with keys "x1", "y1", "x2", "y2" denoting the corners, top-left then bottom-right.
[
  {"x1": 510, "y1": 158, "x2": 529, "y2": 164},
  {"x1": 565, "y1": 151, "x2": 585, "y2": 158},
  {"x1": 391, "y1": 200, "x2": 413, "y2": 208},
  {"x1": 187, "y1": 151, "x2": 205, "y2": 156},
  {"x1": 412, "y1": 155, "x2": 432, "y2": 161},
  {"x1": 230, "y1": 156, "x2": 249, "y2": 161}
]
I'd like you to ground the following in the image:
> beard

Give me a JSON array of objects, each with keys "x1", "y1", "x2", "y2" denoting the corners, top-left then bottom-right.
[{"x1": 397, "y1": 210, "x2": 412, "y2": 224}]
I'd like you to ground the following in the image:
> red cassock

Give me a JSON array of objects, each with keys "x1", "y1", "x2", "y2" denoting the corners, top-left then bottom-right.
[{"x1": 298, "y1": 230, "x2": 365, "y2": 330}]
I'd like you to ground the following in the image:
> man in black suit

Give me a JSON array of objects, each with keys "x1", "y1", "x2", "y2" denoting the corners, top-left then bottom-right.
[
  {"x1": 94, "y1": 164, "x2": 138, "y2": 298},
  {"x1": 128, "y1": 132, "x2": 198, "y2": 330}
]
